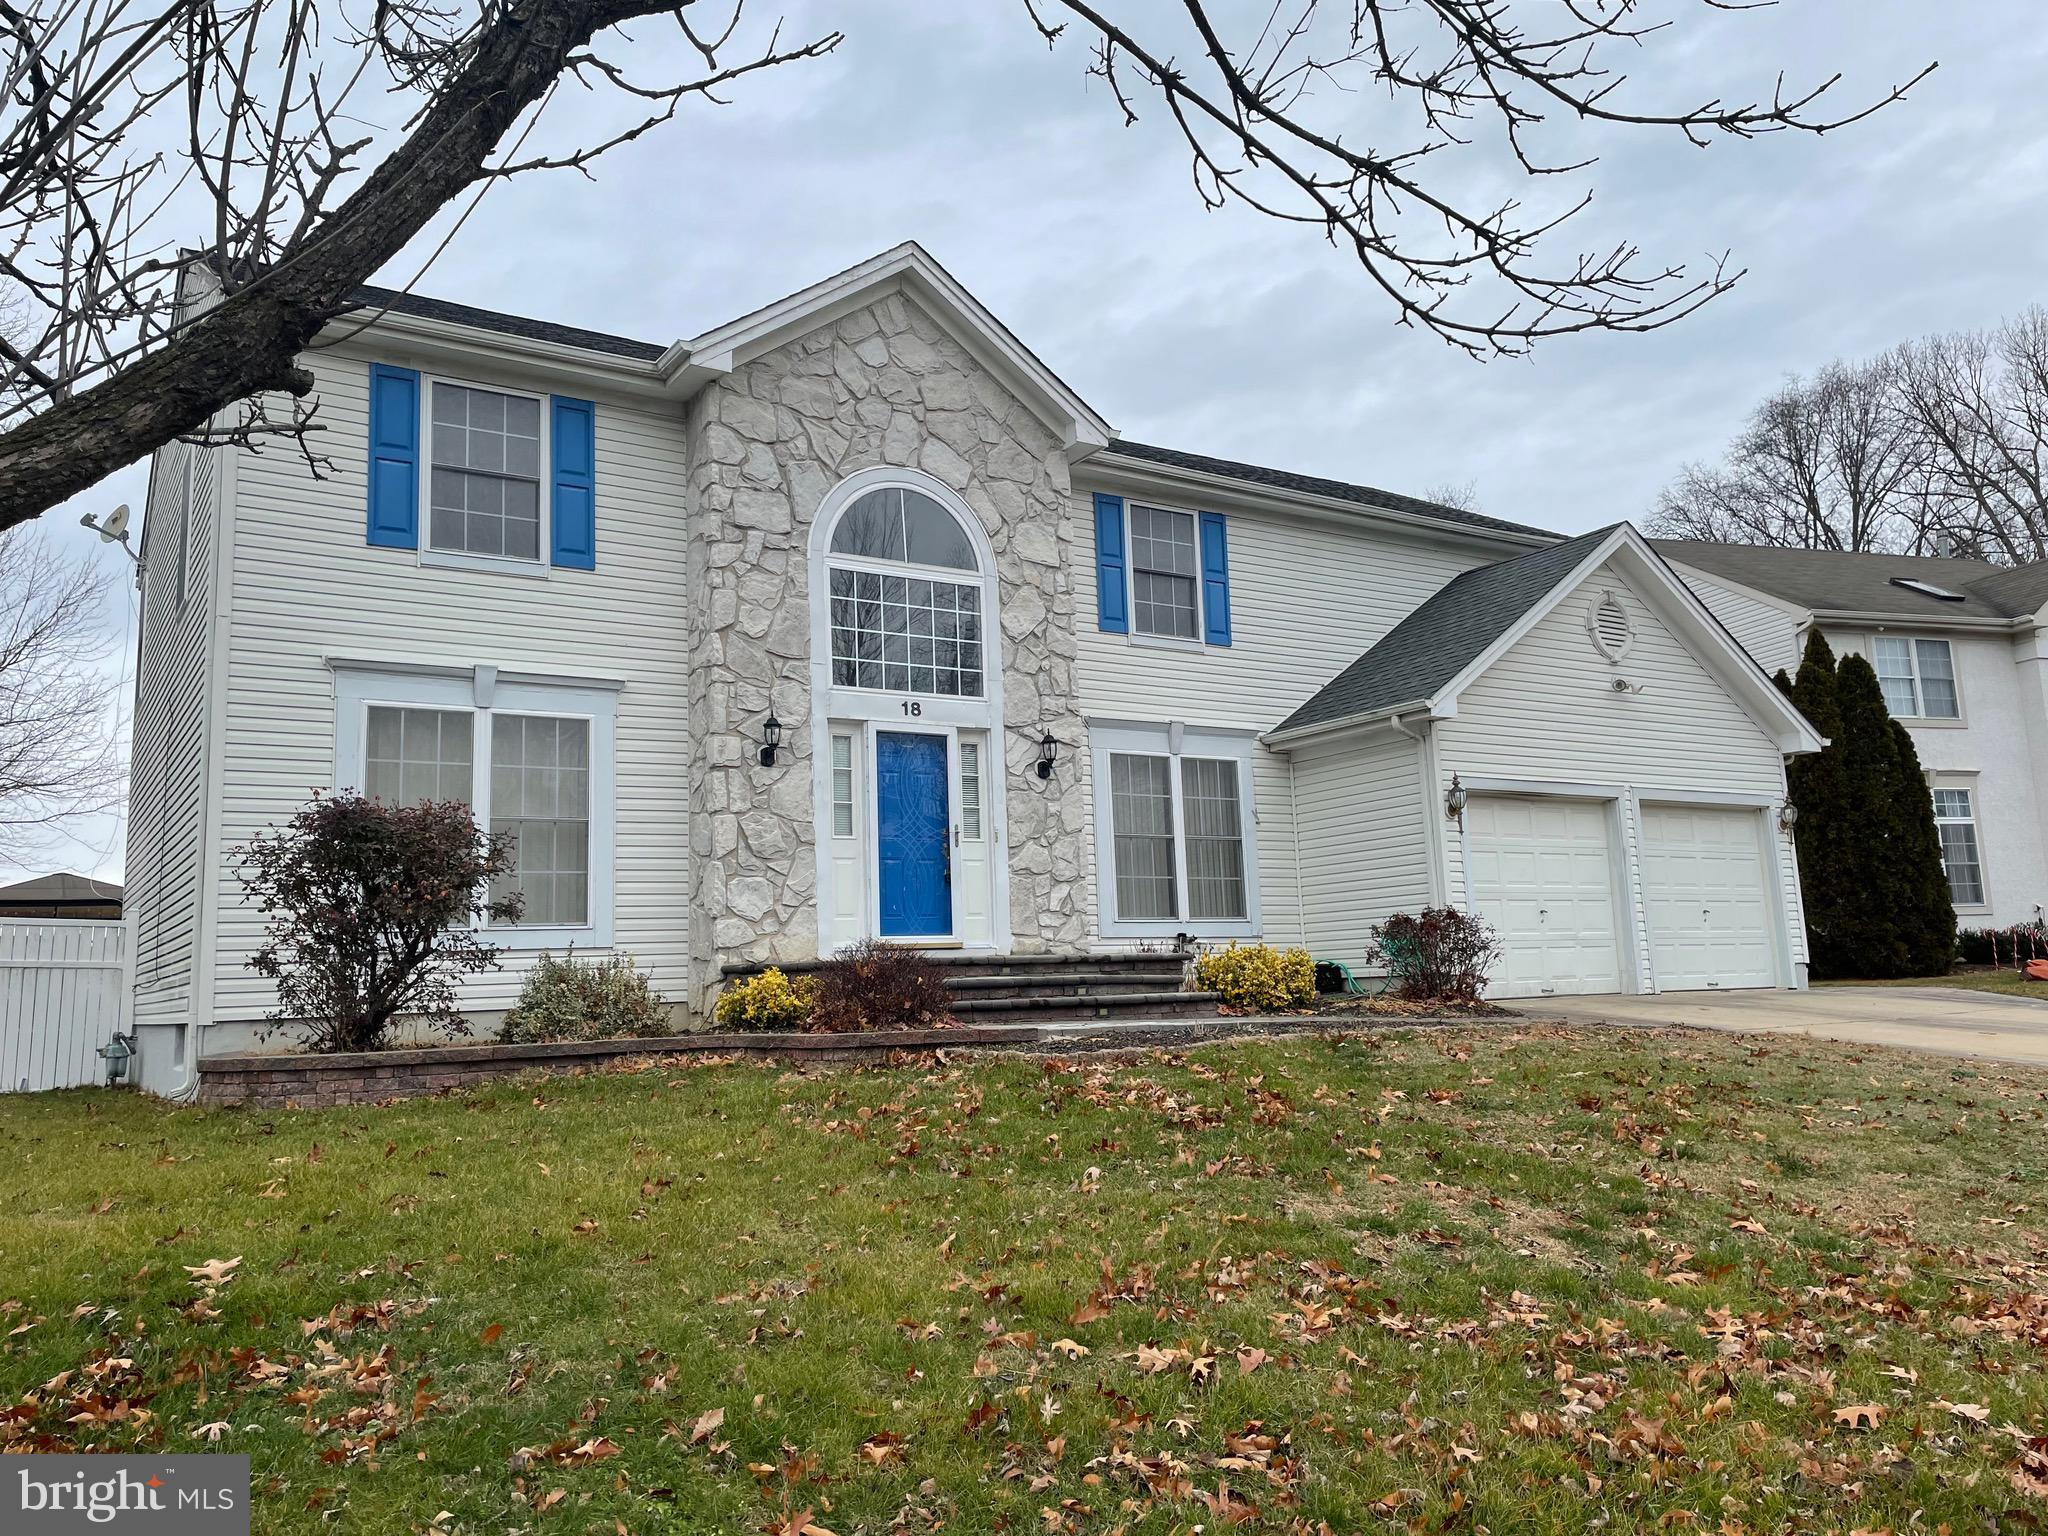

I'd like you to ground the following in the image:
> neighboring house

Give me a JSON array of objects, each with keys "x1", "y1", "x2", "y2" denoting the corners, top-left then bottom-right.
[
  {"x1": 1655, "y1": 542, "x2": 2048, "y2": 932},
  {"x1": 124, "y1": 243, "x2": 1827, "y2": 1093},
  {"x1": 0, "y1": 873, "x2": 123, "y2": 920}
]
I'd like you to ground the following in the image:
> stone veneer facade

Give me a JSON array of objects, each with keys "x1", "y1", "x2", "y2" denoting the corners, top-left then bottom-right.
[{"x1": 684, "y1": 293, "x2": 1093, "y2": 1005}]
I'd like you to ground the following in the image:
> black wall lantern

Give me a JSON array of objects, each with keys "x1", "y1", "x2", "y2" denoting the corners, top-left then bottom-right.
[
  {"x1": 758, "y1": 709, "x2": 782, "y2": 768},
  {"x1": 1036, "y1": 733, "x2": 1059, "y2": 780}
]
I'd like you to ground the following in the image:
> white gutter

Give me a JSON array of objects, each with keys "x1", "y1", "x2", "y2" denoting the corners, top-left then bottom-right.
[{"x1": 1263, "y1": 699, "x2": 1441, "y2": 751}]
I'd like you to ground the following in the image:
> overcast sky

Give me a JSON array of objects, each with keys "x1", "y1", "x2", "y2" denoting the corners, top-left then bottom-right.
[{"x1": 28, "y1": 0, "x2": 2048, "y2": 882}]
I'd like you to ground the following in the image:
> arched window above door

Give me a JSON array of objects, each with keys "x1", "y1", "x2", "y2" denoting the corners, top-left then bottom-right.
[
  {"x1": 829, "y1": 486, "x2": 980, "y2": 571},
  {"x1": 824, "y1": 483, "x2": 987, "y2": 697}
]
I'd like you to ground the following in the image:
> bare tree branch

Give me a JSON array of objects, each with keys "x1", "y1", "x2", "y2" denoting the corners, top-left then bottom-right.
[{"x1": 1034, "y1": 0, "x2": 1931, "y2": 357}]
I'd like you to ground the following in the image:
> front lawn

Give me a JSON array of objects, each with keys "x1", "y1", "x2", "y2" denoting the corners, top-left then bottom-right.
[
  {"x1": 5, "y1": 1026, "x2": 2048, "y2": 1533},
  {"x1": 1819, "y1": 970, "x2": 2048, "y2": 1000}
]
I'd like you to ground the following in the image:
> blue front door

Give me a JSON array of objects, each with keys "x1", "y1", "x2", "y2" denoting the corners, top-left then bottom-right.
[{"x1": 876, "y1": 731, "x2": 951, "y2": 937}]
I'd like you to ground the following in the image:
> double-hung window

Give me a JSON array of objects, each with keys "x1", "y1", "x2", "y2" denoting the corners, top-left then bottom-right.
[
  {"x1": 429, "y1": 383, "x2": 545, "y2": 561},
  {"x1": 336, "y1": 666, "x2": 616, "y2": 946},
  {"x1": 1873, "y1": 636, "x2": 1960, "y2": 719},
  {"x1": 1931, "y1": 784, "x2": 1986, "y2": 908},
  {"x1": 1128, "y1": 505, "x2": 1200, "y2": 640},
  {"x1": 1092, "y1": 725, "x2": 1259, "y2": 937}
]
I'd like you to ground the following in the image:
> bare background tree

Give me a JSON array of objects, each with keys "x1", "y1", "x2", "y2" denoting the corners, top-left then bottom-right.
[
  {"x1": 1650, "y1": 308, "x2": 2048, "y2": 560},
  {"x1": 0, "y1": 529, "x2": 120, "y2": 862},
  {"x1": 0, "y1": 0, "x2": 1929, "y2": 531}
]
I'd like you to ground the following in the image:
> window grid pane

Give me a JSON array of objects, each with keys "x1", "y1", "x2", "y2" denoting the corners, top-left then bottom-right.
[
  {"x1": 1180, "y1": 757, "x2": 1246, "y2": 920},
  {"x1": 1128, "y1": 505, "x2": 1200, "y2": 639},
  {"x1": 365, "y1": 706, "x2": 473, "y2": 806},
  {"x1": 1932, "y1": 788, "x2": 1984, "y2": 906},
  {"x1": 1873, "y1": 637, "x2": 1920, "y2": 716},
  {"x1": 831, "y1": 734, "x2": 855, "y2": 838},
  {"x1": 490, "y1": 714, "x2": 591, "y2": 926},
  {"x1": 1915, "y1": 639, "x2": 1959, "y2": 718},
  {"x1": 960, "y1": 741, "x2": 982, "y2": 841},
  {"x1": 1110, "y1": 753, "x2": 1177, "y2": 920},
  {"x1": 828, "y1": 567, "x2": 983, "y2": 697},
  {"x1": 428, "y1": 383, "x2": 544, "y2": 560}
]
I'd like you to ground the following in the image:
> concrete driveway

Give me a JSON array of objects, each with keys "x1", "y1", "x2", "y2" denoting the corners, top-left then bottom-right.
[{"x1": 1533, "y1": 985, "x2": 2048, "y2": 1070}]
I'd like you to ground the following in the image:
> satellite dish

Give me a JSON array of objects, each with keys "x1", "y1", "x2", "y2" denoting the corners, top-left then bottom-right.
[{"x1": 100, "y1": 504, "x2": 130, "y2": 541}]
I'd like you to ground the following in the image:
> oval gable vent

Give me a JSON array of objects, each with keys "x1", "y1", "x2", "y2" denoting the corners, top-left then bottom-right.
[{"x1": 1587, "y1": 590, "x2": 1634, "y2": 663}]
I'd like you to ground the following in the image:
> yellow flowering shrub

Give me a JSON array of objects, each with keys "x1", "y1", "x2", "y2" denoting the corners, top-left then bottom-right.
[
  {"x1": 1192, "y1": 942, "x2": 1317, "y2": 1012},
  {"x1": 713, "y1": 967, "x2": 819, "y2": 1031}
]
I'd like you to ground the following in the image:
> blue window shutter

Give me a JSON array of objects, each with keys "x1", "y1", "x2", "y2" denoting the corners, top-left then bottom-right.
[
  {"x1": 366, "y1": 364, "x2": 419, "y2": 549},
  {"x1": 1093, "y1": 493, "x2": 1128, "y2": 633},
  {"x1": 1199, "y1": 511, "x2": 1232, "y2": 646},
  {"x1": 550, "y1": 396, "x2": 596, "y2": 570}
]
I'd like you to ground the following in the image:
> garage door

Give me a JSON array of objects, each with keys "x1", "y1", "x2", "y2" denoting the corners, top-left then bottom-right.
[
  {"x1": 1639, "y1": 805, "x2": 1777, "y2": 991},
  {"x1": 1466, "y1": 796, "x2": 1625, "y2": 998}
]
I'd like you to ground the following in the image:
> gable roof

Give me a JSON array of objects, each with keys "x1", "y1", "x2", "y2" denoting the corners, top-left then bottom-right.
[
  {"x1": 678, "y1": 242, "x2": 1113, "y2": 455},
  {"x1": 0, "y1": 872, "x2": 123, "y2": 904},
  {"x1": 1270, "y1": 524, "x2": 1826, "y2": 755},
  {"x1": 1652, "y1": 540, "x2": 2048, "y2": 623},
  {"x1": 1101, "y1": 441, "x2": 1556, "y2": 541},
  {"x1": 1273, "y1": 526, "x2": 1619, "y2": 735}
]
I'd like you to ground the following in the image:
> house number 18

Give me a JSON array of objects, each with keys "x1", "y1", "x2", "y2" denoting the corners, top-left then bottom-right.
[{"x1": 900, "y1": 701, "x2": 923, "y2": 716}]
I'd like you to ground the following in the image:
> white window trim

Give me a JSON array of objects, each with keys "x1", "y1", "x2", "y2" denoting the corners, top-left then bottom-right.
[
  {"x1": 1120, "y1": 497, "x2": 1218, "y2": 648},
  {"x1": 1090, "y1": 722, "x2": 1261, "y2": 940},
  {"x1": 1929, "y1": 772, "x2": 1990, "y2": 914},
  {"x1": 332, "y1": 664, "x2": 616, "y2": 950},
  {"x1": 418, "y1": 370, "x2": 553, "y2": 579},
  {"x1": 807, "y1": 465, "x2": 1011, "y2": 956},
  {"x1": 176, "y1": 442, "x2": 194, "y2": 610},
  {"x1": 1867, "y1": 632, "x2": 1964, "y2": 724}
]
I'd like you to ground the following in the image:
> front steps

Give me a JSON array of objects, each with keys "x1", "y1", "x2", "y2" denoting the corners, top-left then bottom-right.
[{"x1": 720, "y1": 950, "x2": 1221, "y2": 1023}]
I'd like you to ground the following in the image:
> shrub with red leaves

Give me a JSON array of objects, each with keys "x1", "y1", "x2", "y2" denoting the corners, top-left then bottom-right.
[
  {"x1": 808, "y1": 938, "x2": 953, "y2": 1033},
  {"x1": 1369, "y1": 906, "x2": 1501, "y2": 1004}
]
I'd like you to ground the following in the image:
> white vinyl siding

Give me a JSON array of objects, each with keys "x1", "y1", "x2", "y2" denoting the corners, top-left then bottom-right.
[
  {"x1": 1667, "y1": 565, "x2": 1804, "y2": 676},
  {"x1": 213, "y1": 348, "x2": 690, "y2": 1021},
  {"x1": 1439, "y1": 564, "x2": 1807, "y2": 988},
  {"x1": 127, "y1": 436, "x2": 220, "y2": 1067},
  {"x1": 1074, "y1": 486, "x2": 1498, "y2": 950},
  {"x1": 1289, "y1": 731, "x2": 1434, "y2": 973}
]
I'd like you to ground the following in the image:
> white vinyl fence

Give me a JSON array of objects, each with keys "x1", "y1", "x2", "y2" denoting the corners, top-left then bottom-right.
[{"x1": 0, "y1": 920, "x2": 130, "y2": 1093}]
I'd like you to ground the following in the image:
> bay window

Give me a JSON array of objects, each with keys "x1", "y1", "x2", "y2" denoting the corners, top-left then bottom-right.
[
  {"x1": 1092, "y1": 725, "x2": 1260, "y2": 937},
  {"x1": 335, "y1": 664, "x2": 616, "y2": 946}
]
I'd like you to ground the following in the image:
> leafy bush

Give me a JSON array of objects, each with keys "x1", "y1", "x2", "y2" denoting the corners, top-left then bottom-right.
[
  {"x1": 809, "y1": 939, "x2": 953, "y2": 1033},
  {"x1": 1958, "y1": 923, "x2": 2048, "y2": 969},
  {"x1": 240, "y1": 792, "x2": 519, "y2": 1053},
  {"x1": 713, "y1": 967, "x2": 820, "y2": 1031},
  {"x1": 500, "y1": 950, "x2": 673, "y2": 1043},
  {"x1": 1369, "y1": 907, "x2": 1501, "y2": 1003},
  {"x1": 1194, "y1": 942, "x2": 1316, "y2": 1012}
]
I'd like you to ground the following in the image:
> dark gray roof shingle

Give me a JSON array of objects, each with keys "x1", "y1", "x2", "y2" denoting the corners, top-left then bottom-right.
[
  {"x1": 1652, "y1": 539, "x2": 2048, "y2": 621},
  {"x1": 347, "y1": 286, "x2": 668, "y2": 362},
  {"x1": 1273, "y1": 525, "x2": 1619, "y2": 735},
  {"x1": 0, "y1": 872, "x2": 123, "y2": 904},
  {"x1": 1103, "y1": 440, "x2": 1557, "y2": 541}
]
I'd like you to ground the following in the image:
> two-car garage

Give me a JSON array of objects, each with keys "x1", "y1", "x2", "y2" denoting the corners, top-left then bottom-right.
[
  {"x1": 1269, "y1": 525, "x2": 1824, "y2": 1003},
  {"x1": 1464, "y1": 793, "x2": 1783, "y2": 999}
]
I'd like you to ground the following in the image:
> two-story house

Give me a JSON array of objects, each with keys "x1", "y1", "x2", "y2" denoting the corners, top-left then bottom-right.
[
  {"x1": 124, "y1": 243, "x2": 1833, "y2": 1095},
  {"x1": 1656, "y1": 542, "x2": 2048, "y2": 932}
]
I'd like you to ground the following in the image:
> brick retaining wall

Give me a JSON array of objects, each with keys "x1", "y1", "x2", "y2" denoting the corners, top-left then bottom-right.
[
  {"x1": 197, "y1": 1028, "x2": 1024, "y2": 1108},
  {"x1": 195, "y1": 1014, "x2": 1475, "y2": 1109}
]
